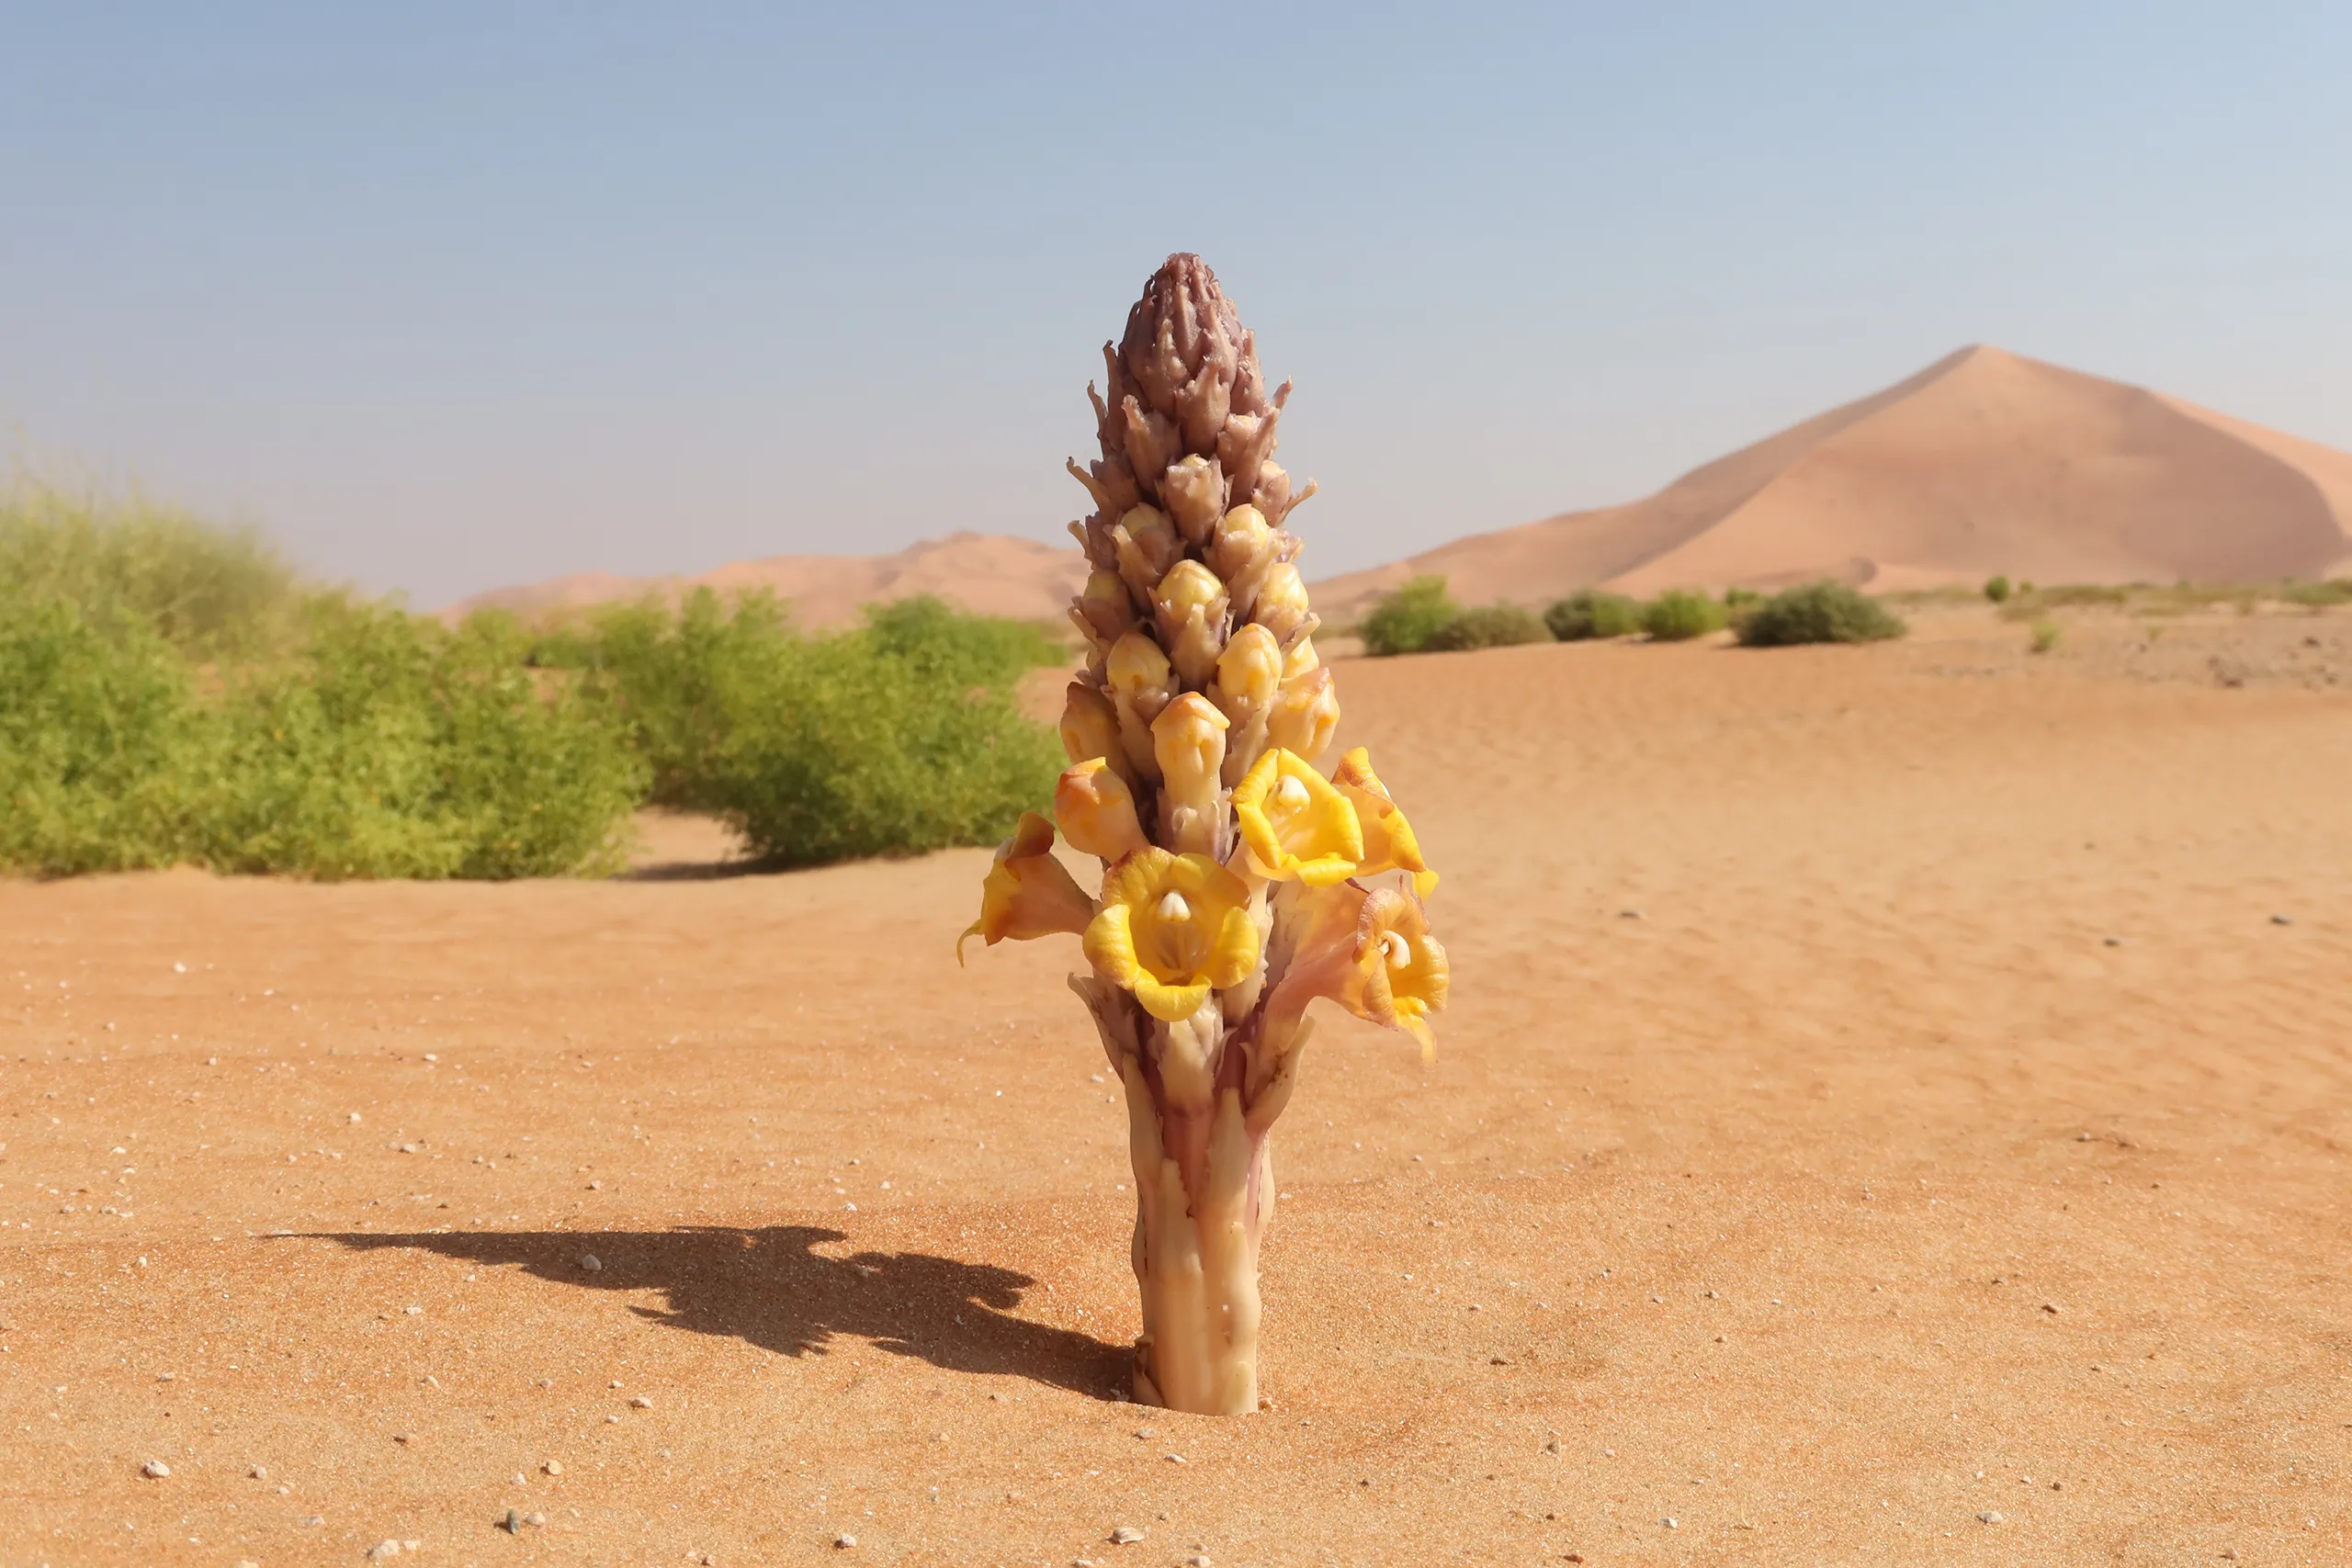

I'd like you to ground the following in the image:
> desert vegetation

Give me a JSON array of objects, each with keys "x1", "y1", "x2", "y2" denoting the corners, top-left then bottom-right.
[
  {"x1": 0, "y1": 479, "x2": 1062, "y2": 879},
  {"x1": 1359, "y1": 575, "x2": 1912, "y2": 653}
]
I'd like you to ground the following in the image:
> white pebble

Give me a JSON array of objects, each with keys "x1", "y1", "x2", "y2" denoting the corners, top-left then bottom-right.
[
  {"x1": 834, "y1": 1532, "x2": 857, "y2": 1549},
  {"x1": 1978, "y1": 1510, "x2": 2005, "y2": 1524},
  {"x1": 631, "y1": 1395, "x2": 653, "y2": 1409},
  {"x1": 141, "y1": 1459, "x2": 171, "y2": 1478},
  {"x1": 1111, "y1": 1525, "x2": 1147, "y2": 1544},
  {"x1": 543, "y1": 1459, "x2": 563, "y2": 1475},
  {"x1": 368, "y1": 1541, "x2": 401, "y2": 1561},
  {"x1": 579, "y1": 1255, "x2": 603, "y2": 1272}
]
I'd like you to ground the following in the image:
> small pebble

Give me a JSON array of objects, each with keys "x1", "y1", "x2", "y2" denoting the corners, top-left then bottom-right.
[
  {"x1": 248, "y1": 1465, "x2": 267, "y2": 1479},
  {"x1": 1164, "y1": 1452, "x2": 1186, "y2": 1463},
  {"x1": 1111, "y1": 1526, "x2": 1147, "y2": 1544},
  {"x1": 502, "y1": 1508, "x2": 523, "y2": 1535},
  {"x1": 1978, "y1": 1510, "x2": 2005, "y2": 1524},
  {"x1": 1133, "y1": 1427, "x2": 1156, "y2": 1438},
  {"x1": 525, "y1": 1511, "x2": 546, "y2": 1528},
  {"x1": 300, "y1": 1515, "x2": 325, "y2": 1528},
  {"x1": 579, "y1": 1254, "x2": 603, "y2": 1272},
  {"x1": 2102, "y1": 935, "x2": 2123, "y2": 947},
  {"x1": 631, "y1": 1394, "x2": 653, "y2": 1409},
  {"x1": 368, "y1": 1541, "x2": 401, "y2": 1561},
  {"x1": 1185, "y1": 1557, "x2": 1212, "y2": 1567},
  {"x1": 2270, "y1": 913, "x2": 2293, "y2": 926},
  {"x1": 834, "y1": 1533, "x2": 857, "y2": 1549},
  {"x1": 141, "y1": 1459, "x2": 171, "y2": 1479},
  {"x1": 1661, "y1": 1516, "x2": 1679, "y2": 1529},
  {"x1": 393, "y1": 1432, "x2": 415, "y2": 1445},
  {"x1": 543, "y1": 1459, "x2": 563, "y2": 1475},
  {"x1": 2041, "y1": 1303, "x2": 2062, "y2": 1314},
  {"x1": 605, "y1": 1414, "x2": 621, "y2": 1424}
]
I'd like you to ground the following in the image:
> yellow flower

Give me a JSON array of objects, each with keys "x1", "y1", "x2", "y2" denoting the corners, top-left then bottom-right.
[
  {"x1": 1083, "y1": 848, "x2": 1261, "y2": 1022},
  {"x1": 1263, "y1": 884, "x2": 1450, "y2": 1059},
  {"x1": 957, "y1": 812, "x2": 1095, "y2": 964},
  {"x1": 1054, "y1": 757, "x2": 1147, "y2": 863},
  {"x1": 1232, "y1": 748, "x2": 1362, "y2": 886},
  {"x1": 1330, "y1": 747, "x2": 1438, "y2": 897},
  {"x1": 1354, "y1": 888, "x2": 1449, "y2": 1057}
]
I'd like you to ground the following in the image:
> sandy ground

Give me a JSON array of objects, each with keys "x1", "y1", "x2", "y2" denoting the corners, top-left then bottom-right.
[{"x1": 4, "y1": 605, "x2": 2348, "y2": 1567}]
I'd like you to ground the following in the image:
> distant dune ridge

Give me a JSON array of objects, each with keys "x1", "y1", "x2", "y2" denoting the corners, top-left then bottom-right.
[
  {"x1": 1313, "y1": 344, "x2": 2352, "y2": 621},
  {"x1": 445, "y1": 531, "x2": 1089, "y2": 628},
  {"x1": 447, "y1": 347, "x2": 2352, "y2": 626}
]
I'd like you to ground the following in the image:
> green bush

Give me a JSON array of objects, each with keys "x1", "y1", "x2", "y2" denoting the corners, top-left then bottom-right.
[
  {"x1": 1423, "y1": 603, "x2": 1552, "y2": 651},
  {"x1": 1639, "y1": 590, "x2": 1728, "y2": 642},
  {"x1": 0, "y1": 599, "x2": 206, "y2": 874},
  {"x1": 197, "y1": 597, "x2": 647, "y2": 879},
  {"x1": 1983, "y1": 574, "x2": 2012, "y2": 604},
  {"x1": 548, "y1": 591, "x2": 1064, "y2": 867},
  {"x1": 2030, "y1": 619, "x2": 2063, "y2": 655},
  {"x1": 1360, "y1": 575, "x2": 1461, "y2": 657},
  {"x1": 1544, "y1": 590, "x2": 1643, "y2": 641},
  {"x1": 1735, "y1": 582, "x2": 1908, "y2": 647},
  {"x1": 0, "y1": 478, "x2": 301, "y2": 659}
]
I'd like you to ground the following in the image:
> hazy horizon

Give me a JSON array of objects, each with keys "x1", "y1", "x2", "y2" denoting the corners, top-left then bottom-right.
[{"x1": 6, "y1": 5, "x2": 2347, "y2": 606}]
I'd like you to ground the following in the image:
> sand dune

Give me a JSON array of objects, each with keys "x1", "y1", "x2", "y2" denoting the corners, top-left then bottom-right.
[
  {"x1": 446, "y1": 530, "x2": 1089, "y2": 628},
  {"x1": 1314, "y1": 345, "x2": 2352, "y2": 620}
]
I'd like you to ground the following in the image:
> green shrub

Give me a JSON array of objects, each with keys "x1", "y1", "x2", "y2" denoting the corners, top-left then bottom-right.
[
  {"x1": 197, "y1": 597, "x2": 647, "y2": 879},
  {"x1": 1639, "y1": 590, "x2": 1728, "y2": 642},
  {"x1": 1735, "y1": 581, "x2": 1908, "y2": 647},
  {"x1": 1984, "y1": 575, "x2": 2011, "y2": 604},
  {"x1": 2278, "y1": 579, "x2": 2352, "y2": 608},
  {"x1": 2030, "y1": 619, "x2": 2063, "y2": 655},
  {"x1": 1360, "y1": 575, "x2": 1461, "y2": 656},
  {"x1": 549, "y1": 591, "x2": 1064, "y2": 867},
  {"x1": 1423, "y1": 603, "x2": 1552, "y2": 651},
  {"x1": 0, "y1": 599, "x2": 206, "y2": 874},
  {"x1": 1544, "y1": 590, "x2": 1643, "y2": 641},
  {"x1": 0, "y1": 478, "x2": 301, "y2": 659}
]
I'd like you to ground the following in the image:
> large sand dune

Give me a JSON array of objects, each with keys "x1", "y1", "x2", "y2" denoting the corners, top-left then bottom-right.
[
  {"x1": 6, "y1": 606, "x2": 2347, "y2": 1563},
  {"x1": 1314, "y1": 346, "x2": 2352, "y2": 620},
  {"x1": 447, "y1": 530, "x2": 1089, "y2": 628}
]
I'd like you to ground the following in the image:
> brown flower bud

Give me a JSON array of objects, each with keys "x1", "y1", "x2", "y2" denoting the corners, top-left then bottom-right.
[
  {"x1": 1251, "y1": 559, "x2": 1313, "y2": 644},
  {"x1": 1159, "y1": 454, "x2": 1227, "y2": 543},
  {"x1": 1073, "y1": 570, "x2": 1137, "y2": 648},
  {"x1": 1113, "y1": 505, "x2": 1183, "y2": 600},
  {"x1": 1121, "y1": 398, "x2": 1181, "y2": 498}
]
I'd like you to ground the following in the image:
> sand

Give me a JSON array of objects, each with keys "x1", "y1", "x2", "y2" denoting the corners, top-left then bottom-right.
[
  {"x1": 5, "y1": 605, "x2": 2348, "y2": 1565},
  {"x1": 1313, "y1": 347, "x2": 2352, "y2": 621}
]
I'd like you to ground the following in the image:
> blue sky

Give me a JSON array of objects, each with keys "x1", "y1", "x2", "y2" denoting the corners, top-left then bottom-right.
[{"x1": 3, "y1": 3, "x2": 2346, "y2": 604}]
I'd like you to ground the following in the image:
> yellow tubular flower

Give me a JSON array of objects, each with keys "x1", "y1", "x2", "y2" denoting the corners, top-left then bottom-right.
[
  {"x1": 1059, "y1": 681, "x2": 1131, "y2": 782},
  {"x1": 958, "y1": 812, "x2": 1096, "y2": 964},
  {"x1": 1262, "y1": 885, "x2": 1449, "y2": 1060},
  {"x1": 1353, "y1": 889, "x2": 1449, "y2": 1059},
  {"x1": 1084, "y1": 848, "x2": 1261, "y2": 1022},
  {"x1": 1231, "y1": 748, "x2": 1363, "y2": 886},
  {"x1": 1055, "y1": 758, "x2": 1147, "y2": 863},
  {"x1": 1330, "y1": 747, "x2": 1438, "y2": 897}
]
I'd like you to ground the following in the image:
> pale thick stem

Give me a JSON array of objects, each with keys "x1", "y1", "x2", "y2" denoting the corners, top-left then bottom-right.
[{"x1": 1120, "y1": 1057, "x2": 1266, "y2": 1416}]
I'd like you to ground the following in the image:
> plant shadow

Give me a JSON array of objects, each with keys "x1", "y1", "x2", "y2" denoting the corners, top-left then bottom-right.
[{"x1": 317, "y1": 1224, "x2": 1130, "y2": 1399}]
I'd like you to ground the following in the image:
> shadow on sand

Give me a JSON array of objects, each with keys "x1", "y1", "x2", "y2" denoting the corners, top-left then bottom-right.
[{"x1": 319, "y1": 1224, "x2": 1130, "y2": 1399}]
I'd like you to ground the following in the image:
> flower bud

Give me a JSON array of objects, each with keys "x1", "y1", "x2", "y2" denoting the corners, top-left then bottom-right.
[
  {"x1": 1153, "y1": 558, "x2": 1230, "y2": 687},
  {"x1": 1159, "y1": 454, "x2": 1227, "y2": 543},
  {"x1": 1252, "y1": 559, "x2": 1313, "y2": 644},
  {"x1": 1213, "y1": 623, "x2": 1283, "y2": 719},
  {"x1": 1105, "y1": 630, "x2": 1174, "y2": 781},
  {"x1": 1151, "y1": 694, "x2": 1229, "y2": 856},
  {"x1": 1267, "y1": 665, "x2": 1340, "y2": 762},
  {"x1": 1121, "y1": 398, "x2": 1181, "y2": 497},
  {"x1": 1113, "y1": 504, "x2": 1182, "y2": 600},
  {"x1": 1207, "y1": 504, "x2": 1272, "y2": 581},
  {"x1": 1072, "y1": 570, "x2": 1136, "y2": 648},
  {"x1": 1055, "y1": 757, "x2": 1148, "y2": 863},
  {"x1": 1058, "y1": 680, "x2": 1129, "y2": 782},
  {"x1": 1282, "y1": 635, "x2": 1320, "y2": 683}
]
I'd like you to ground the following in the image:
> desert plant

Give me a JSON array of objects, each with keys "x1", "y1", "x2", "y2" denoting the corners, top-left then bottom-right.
[
  {"x1": 0, "y1": 476, "x2": 302, "y2": 659},
  {"x1": 1984, "y1": 574, "x2": 2011, "y2": 604},
  {"x1": 197, "y1": 596, "x2": 647, "y2": 879},
  {"x1": 1639, "y1": 589, "x2": 1728, "y2": 641},
  {"x1": 1423, "y1": 603, "x2": 1551, "y2": 651},
  {"x1": 1735, "y1": 581, "x2": 1908, "y2": 647},
  {"x1": 0, "y1": 598, "x2": 206, "y2": 875},
  {"x1": 1359, "y1": 574, "x2": 1460, "y2": 657},
  {"x1": 960, "y1": 255, "x2": 1450, "y2": 1414},
  {"x1": 2030, "y1": 618, "x2": 2063, "y2": 654},
  {"x1": 1544, "y1": 590, "x2": 1643, "y2": 641}
]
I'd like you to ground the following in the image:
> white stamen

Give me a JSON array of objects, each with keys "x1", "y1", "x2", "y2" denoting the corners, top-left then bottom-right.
[
  {"x1": 1156, "y1": 890, "x2": 1193, "y2": 925},
  {"x1": 1380, "y1": 931, "x2": 1412, "y2": 969},
  {"x1": 1273, "y1": 774, "x2": 1311, "y2": 812}
]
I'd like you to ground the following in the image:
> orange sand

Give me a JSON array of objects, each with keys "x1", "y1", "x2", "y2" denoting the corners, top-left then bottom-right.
[{"x1": 4, "y1": 607, "x2": 2348, "y2": 1565}]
